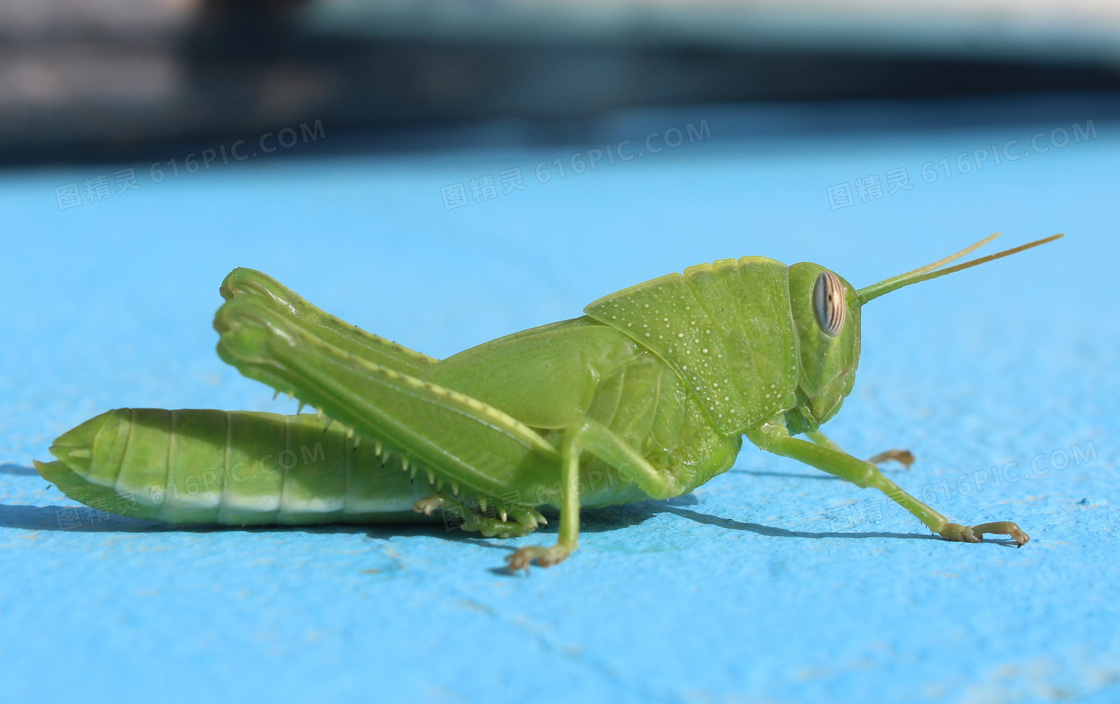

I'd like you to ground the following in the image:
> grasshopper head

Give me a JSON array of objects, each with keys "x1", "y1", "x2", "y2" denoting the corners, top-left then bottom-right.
[
  {"x1": 783, "y1": 233, "x2": 1062, "y2": 434},
  {"x1": 785, "y1": 263, "x2": 861, "y2": 434}
]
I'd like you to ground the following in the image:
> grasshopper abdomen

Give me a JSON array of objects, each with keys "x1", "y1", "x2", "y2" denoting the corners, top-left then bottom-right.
[{"x1": 37, "y1": 409, "x2": 431, "y2": 525}]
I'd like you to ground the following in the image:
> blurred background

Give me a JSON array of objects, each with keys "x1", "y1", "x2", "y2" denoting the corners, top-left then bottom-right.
[{"x1": 5, "y1": 0, "x2": 1120, "y2": 164}]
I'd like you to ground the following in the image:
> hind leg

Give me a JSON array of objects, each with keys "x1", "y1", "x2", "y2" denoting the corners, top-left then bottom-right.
[{"x1": 414, "y1": 494, "x2": 543, "y2": 539}]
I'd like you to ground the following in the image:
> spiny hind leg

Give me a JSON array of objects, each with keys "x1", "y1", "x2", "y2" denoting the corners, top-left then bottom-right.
[
  {"x1": 755, "y1": 422, "x2": 1028, "y2": 546},
  {"x1": 507, "y1": 419, "x2": 683, "y2": 573},
  {"x1": 215, "y1": 295, "x2": 563, "y2": 550},
  {"x1": 219, "y1": 268, "x2": 438, "y2": 374},
  {"x1": 413, "y1": 494, "x2": 544, "y2": 539},
  {"x1": 808, "y1": 431, "x2": 915, "y2": 469}
]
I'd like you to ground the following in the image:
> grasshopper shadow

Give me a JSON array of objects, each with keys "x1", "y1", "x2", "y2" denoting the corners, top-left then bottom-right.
[
  {"x1": 0, "y1": 503, "x2": 173, "y2": 533},
  {"x1": 0, "y1": 493, "x2": 909, "y2": 542},
  {"x1": 659, "y1": 504, "x2": 935, "y2": 541},
  {"x1": 0, "y1": 502, "x2": 507, "y2": 542},
  {"x1": 730, "y1": 468, "x2": 841, "y2": 480},
  {"x1": 0, "y1": 498, "x2": 666, "y2": 548},
  {"x1": 658, "y1": 505, "x2": 1022, "y2": 546},
  {"x1": 5, "y1": 471, "x2": 997, "y2": 547},
  {"x1": 0, "y1": 464, "x2": 40, "y2": 476}
]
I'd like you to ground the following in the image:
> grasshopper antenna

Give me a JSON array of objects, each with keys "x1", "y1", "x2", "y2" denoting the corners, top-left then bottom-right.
[{"x1": 857, "y1": 234, "x2": 1063, "y2": 305}]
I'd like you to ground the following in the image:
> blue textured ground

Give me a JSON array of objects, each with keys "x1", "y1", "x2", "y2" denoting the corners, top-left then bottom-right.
[{"x1": 2, "y1": 96, "x2": 1117, "y2": 704}]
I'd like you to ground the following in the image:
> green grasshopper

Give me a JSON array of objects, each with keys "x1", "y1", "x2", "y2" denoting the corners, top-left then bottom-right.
[{"x1": 36, "y1": 233, "x2": 1060, "y2": 571}]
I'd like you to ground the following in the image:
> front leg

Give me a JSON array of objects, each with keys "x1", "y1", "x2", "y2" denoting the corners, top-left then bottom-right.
[
  {"x1": 807, "y1": 430, "x2": 915, "y2": 469},
  {"x1": 752, "y1": 420, "x2": 1028, "y2": 546}
]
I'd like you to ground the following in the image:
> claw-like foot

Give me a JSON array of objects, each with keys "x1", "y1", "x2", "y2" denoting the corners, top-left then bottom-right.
[
  {"x1": 868, "y1": 449, "x2": 915, "y2": 469},
  {"x1": 938, "y1": 521, "x2": 1029, "y2": 547},
  {"x1": 413, "y1": 495, "x2": 542, "y2": 538},
  {"x1": 506, "y1": 543, "x2": 573, "y2": 573},
  {"x1": 413, "y1": 496, "x2": 452, "y2": 516},
  {"x1": 475, "y1": 516, "x2": 537, "y2": 539}
]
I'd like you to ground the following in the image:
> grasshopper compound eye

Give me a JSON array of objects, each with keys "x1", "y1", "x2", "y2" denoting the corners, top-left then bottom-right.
[{"x1": 813, "y1": 271, "x2": 846, "y2": 336}]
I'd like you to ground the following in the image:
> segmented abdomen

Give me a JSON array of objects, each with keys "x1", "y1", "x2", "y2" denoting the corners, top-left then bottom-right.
[{"x1": 37, "y1": 409, "x2": 433, "y2": 525}]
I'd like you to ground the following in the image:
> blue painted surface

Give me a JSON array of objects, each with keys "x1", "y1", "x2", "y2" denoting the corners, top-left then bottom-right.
[{"x1": 1, "y1": 98, "x2": 1117, "y2": 703}]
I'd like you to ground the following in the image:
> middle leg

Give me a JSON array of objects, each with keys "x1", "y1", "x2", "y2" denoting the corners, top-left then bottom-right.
[{"x1": 507, "y1": 418, "x2": 685, "y2": 572}]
